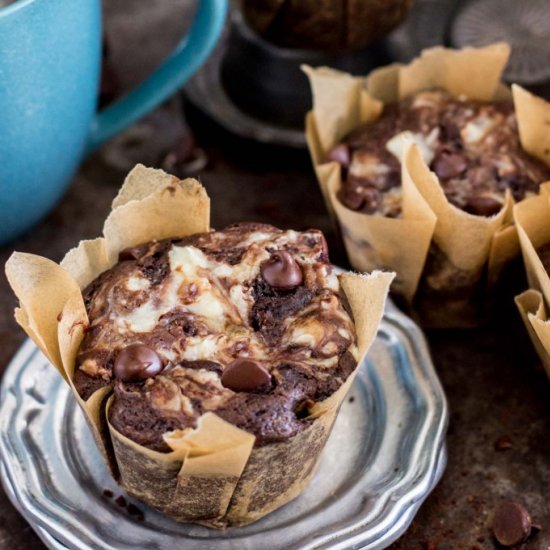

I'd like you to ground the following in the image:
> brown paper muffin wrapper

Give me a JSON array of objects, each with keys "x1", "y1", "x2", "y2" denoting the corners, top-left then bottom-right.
[
  {"x1": 305, "y1": 43, "x2": 550, "y2": 328},
  {"x1": 5, "y1": 165, "x2": 394, "y2": 528},
  {"x1": 514, "y1": 183, "x2": 550, "y2": 381}
]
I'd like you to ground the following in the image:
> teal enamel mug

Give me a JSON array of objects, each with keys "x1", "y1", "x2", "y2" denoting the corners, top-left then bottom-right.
[{"x1": 0, "y1": 0, "x2": 227, "y2": 245}]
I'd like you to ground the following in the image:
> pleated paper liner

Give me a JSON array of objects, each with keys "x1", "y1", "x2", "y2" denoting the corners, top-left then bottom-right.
[
  {"x1": 514, "y1": 183, "x2": 550, "y2": 381},
  {"x1": 5, "y1": 165, "x2": 393, "y2": 528},
  {"x1": 305, "y1": 43, "x2": 550, "y2": 328}
]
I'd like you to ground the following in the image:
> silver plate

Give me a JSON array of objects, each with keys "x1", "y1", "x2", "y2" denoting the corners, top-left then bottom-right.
[{"x1": 0, "y1": 301, "x2": 447, "y2": 550}]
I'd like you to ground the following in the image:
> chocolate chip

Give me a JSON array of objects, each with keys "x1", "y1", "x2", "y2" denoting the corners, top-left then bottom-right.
[
  {"x1": 439, "y1": 121, "x2": 461, "y2": 142},
  {"x1": 500, "y1": 173, "x2": 538, "y2": 202},
  {"x1": 493, "y1": 501, "x2": 532, "y2": 547},
  {"x1": 221, "y1": 358, "x2": 272, "y2": 392},
  {"x1": 431, "y1": 150, "x2": 468, "y2": 180},
  {"x1": 326, "y1": 143, "x2": 351, "y2": 167},
  {"x1": 115, "y1": 495, "x2": 127, "y2": 507},
  {"x1": 261, "y1": 251, "x2": 303, "y2": 289},
  {"x1": 341, "y1": 188, "x2": 366, "y2": 211},
  {"x1": 464, "y1": 195, "x2": 503, "y2": 217},
  {"x1": 103, "y1": 489, "x2": 114, "y2": 498},
  {"x1": 113, "y1": 344, "x2": 164, "y2": 382}
]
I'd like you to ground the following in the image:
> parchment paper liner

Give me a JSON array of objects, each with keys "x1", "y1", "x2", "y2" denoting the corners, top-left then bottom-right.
[
  {"x1": 5, "y1": 164, "x2": 394, "y2": 528},
  {"x1": 514, "y1": 183, "x2": 550, "y2": 381},
  {"x1": 305, "y1": 43, "x2": 550, "y2": 328}
]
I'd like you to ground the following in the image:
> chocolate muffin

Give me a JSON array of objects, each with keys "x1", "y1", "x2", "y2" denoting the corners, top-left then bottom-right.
[
  {"x1": 330, "y1": 89, "x2": 550, "y2": 218},
  {"x1": 74, "y1": 222, "x2": 356, "y2": 452}
]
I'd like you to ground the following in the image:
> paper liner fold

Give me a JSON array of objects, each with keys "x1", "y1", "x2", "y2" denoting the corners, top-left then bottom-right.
[
  {"x1": 5, "y1": 165, "x2": 393, "y2": 527},
  {"x1": 514, "y1": 183, "x2": 550, "y2": 381},
  {"x1": 515, "y1": 290, "x2": 550, "y2": 380},
  {"x1": 305, "y1": 43, "x2": 550, "y2": 327}
]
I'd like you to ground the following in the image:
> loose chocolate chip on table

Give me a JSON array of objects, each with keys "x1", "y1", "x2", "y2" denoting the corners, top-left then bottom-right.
[
  {"x1": 464, "y1": 195, "x2": 503, "y2": 217},
  {"x1": 493, "y1": 501, "x2": 533, "y2": 547},
  {"x1": 113, "y1": 344, "x2": 164, "y2": 382},
  {"x1": 261, "y1": 251, "x2": 303, "y2": 289},
  {"x1": 221, "y1": 358, "x2": 272, "y2": 392},
  {"x1": 326, "y1": 143, "x2": 351, "y2": 167},
  {"x1": 431, "y1": 150, "x2": 468, "y2": 180}
]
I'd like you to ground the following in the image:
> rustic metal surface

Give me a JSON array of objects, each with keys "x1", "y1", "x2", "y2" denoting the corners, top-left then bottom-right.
[
  {"x1": 0, "y1": 303, "x2": 447, "y2": 550},
  {"x1": 0, "y1": 0, "x2": 549, "y2": 548}
]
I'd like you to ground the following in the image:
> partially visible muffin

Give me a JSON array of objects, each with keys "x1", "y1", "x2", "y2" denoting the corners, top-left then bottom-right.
[
  {"x1": 74, "y1": 223, "x2": 357, "y2": 452},
  {"x1": 329, "y1": 90, "x2": 550, "y2": 218}
]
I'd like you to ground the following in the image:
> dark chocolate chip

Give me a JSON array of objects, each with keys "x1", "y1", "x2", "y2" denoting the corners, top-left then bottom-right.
[
  {"x1": 326, "y1": 143, "x2": 351, "y2": 167},
  {"x1": 493, "y1": 501, "x2": 532, "y2": 547},
  {"x1": 221, "y1": 358, "x2": 272, "y2": 392},
  {"x1": 341, "y1": 188, "x2": 366, "y2": 211},
  {"x1": 113, "y1": 344, "x2": 163, "y2": 382},
  {"x1": 261, "y1": 251, "x2": 303, "y2": 289},
  {"x1": 439, "y1": 121, "x2": 461, "y2": 142},
  {"x1": 103, "y1": 489, "x2": 114, "y2": 498},
  {"x1": 431, "y1": 150, "x2": 468, "y2": 180},
  {"x1": 500, "y1": 173, "x2": 538, "y2": 202},
  {"x1": 115, "y1": 495, "x2": 127, "y2": 507},
  {"x1": 464, "y1": 195, "x2": 503, "y2": 217}
]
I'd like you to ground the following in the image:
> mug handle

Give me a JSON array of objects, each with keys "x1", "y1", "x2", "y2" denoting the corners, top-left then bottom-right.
[{"x1": 86, "y1": 0, "x2": 227, "y2": 153}]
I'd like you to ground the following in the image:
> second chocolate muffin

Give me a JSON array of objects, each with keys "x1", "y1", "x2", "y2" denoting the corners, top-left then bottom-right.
[{"x1": 75, "y1": 223, "x2": 357, "y2": 452}]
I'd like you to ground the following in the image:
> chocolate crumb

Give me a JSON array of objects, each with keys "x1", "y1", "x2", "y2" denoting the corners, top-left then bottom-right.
[
  {"x1": 56, "y1": 312, "x2": 63, "y2": 322},
  {"x1": 103, "y1": 489, "x2": 114, "y2": 498},
  {"x1": 348, "y1": 396, "x2": 355, "y2": 403},
  {"x1": 421, "y1": 540, "x2": 438, "y2": 550},
  {"x1": 494, "y1": 435, "x2": 513, "y2": 451},
  {"x1": 127, "y1": 503, "x2": 145, "y2": 521},
  {"x1": 115, "y1": 495, "x2": 127, "y2": 507}
]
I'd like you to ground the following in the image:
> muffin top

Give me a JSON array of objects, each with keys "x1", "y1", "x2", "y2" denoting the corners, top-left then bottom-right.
[
  {"x1": 75, "y1": 223, "x2": 356, "y2": 451},
  {"x1": 329, "y1": 89, "x2": 550, "y2": 218}
]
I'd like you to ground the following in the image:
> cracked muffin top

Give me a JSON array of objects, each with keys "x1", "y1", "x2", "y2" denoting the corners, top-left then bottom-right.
[{"x1": 329, "y1": 89, "x2": 550, "y2": 218}]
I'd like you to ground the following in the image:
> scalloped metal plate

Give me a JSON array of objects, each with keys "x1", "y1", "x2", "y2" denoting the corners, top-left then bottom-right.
[{"x1": 0, "y1": 300, "x2": 447, "y2": 550}]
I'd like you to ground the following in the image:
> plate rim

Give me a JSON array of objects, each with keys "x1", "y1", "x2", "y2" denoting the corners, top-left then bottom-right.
[{"x1": 0, "y1": 301, "x2": 448, "y2": 550}]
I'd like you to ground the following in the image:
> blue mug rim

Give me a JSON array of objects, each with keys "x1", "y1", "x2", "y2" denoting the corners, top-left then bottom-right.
[{"x1": 0, "y1": 0, "x2": 39, "y2": 18}]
